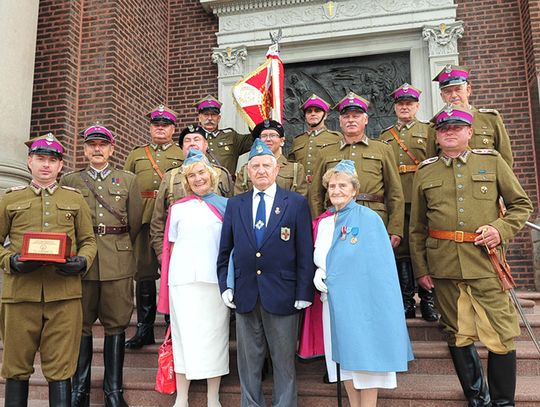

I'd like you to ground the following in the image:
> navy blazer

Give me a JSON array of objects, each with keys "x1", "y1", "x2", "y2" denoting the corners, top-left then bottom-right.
[{"x1": 217, "y1": 185, "x2": 315, "y2": 315}]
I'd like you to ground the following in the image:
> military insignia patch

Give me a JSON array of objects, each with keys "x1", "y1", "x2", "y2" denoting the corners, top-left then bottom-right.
[{"x1": 280, "y1": 227, "x2": 290, "y2": 241}]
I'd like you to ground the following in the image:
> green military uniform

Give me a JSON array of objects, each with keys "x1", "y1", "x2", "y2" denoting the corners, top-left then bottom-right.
[
  {"x1": 409, "y1": 149, "x2": 532, "y2": 351},
  {"x1": 123, "y1": 142, "x2": 183, "y2": 281},
  {"x1": 470, "y1": 106, "x2": 513, "y2": 167},
  {"x1": 288, "y1": 127, "x2": 341, "y2": 183},
  {"x1": 60, "y1": 166, "x2": 143, "y2": 335},
  {"x1": 204, "y1": 128, "x2": 252, "y2": 176},
  {"x1": 378, "y1": 119, "x2": 437, "y2": 259},
  {"x1": 0, "y1": 183, "x2": 97, "y2": 380},
  {"x1": 234, "y1": 155, "x2": 308, "y2": 197},
  {"x1": 310, "y1": 137, "x2": 405, "y2": 237},
  {"x1": 150, "y1": 163, "x2": 233, "y2": 258}
]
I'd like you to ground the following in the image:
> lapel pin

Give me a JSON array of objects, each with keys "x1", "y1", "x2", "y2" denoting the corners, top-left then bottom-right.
[{"x1": 275, "y1": 207, "x2": 280, "y2": 215}]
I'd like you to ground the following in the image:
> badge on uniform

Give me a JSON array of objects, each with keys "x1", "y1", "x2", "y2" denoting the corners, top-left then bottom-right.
[
  {"x1": 274, "y1": 207, "x2": 281, "y2": 215},
  {"x1": 224, "y1": 146, "x2": 230, "y2": 151},
  {"x1": 65, "y1": 212, "x2": 73, "y2": 220},
  {"x1": 280, "y1": 227, "x2": 291, "y2": 241}
]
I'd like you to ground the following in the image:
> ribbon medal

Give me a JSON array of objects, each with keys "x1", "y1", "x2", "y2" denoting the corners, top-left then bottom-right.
[
  {"x1": 350, "y1": 227, "x2": 359, "y2": 244},
  {"x1": 340, "y1": 226, "x2": 347, "y2": 240}
]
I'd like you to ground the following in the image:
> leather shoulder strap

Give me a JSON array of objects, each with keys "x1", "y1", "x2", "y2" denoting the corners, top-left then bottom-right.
[
  {"x1": 389, "y1": 127, "x2": 420, "y2": 165},
  {"x1": 144, "y1": 146, "x2": 164, "y2": 179},
  {"x1": 79, "y1": 172, "x2": 127, "y2": 224}
]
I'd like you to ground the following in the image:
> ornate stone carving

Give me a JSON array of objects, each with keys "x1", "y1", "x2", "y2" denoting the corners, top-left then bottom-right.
[
  {"x1": 422, "y1": 22, "x2": 464, "y2": 57},
  {"x1": 211, "y1": 47, "x2": 248, "y2": 77}
]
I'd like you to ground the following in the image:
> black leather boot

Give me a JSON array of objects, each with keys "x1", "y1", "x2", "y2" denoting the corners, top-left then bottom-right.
[
  {"x1": 71, "y1": 335, "x2": 93, "y2": 407},
  {"x1": 125, "y1": 280, "x2": 156, "y2": 349},
  {"x1": 396, "y1": 260, "x2": 416, "y2": 318},
  {"x1": 5, "y1": 378, "x2": 29, "y2": 407},
  {"x1": 104, "y1": 333, "x2": 129, "y2": 407},
  {"x1": 448, "y1": 345, "x2": 491, "y2": 407},
  {"x1": 488, "y1": 350, "x2": 516, "y2": 406},
  {"x1": 419, "y1": 286, "x2": 439, "y2": 322},
  {"x1": 49, "y1": 379, "x2": 71, "y2": 407}
]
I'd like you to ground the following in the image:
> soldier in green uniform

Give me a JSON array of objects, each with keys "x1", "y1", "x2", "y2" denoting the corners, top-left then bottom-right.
[
  {"x1": 434, "y1": 64, "x2": 513, "y2": 167},
  {"x1": 378, "y1": 84, "x2": 438, "y2": 321},
  {"x1": 195, "y1": 95, "x2": 252, "y2": 176},
  {"x1": 235, "y1": 119, "x2": 308, "y2": 197},
  {"x1": 0, "y1": 133, "x2": 97, "y2": 406},
  {"x1": 123, "y1": 105, "x2": 183, "y2": 349},
  {"x1": 410, "y1": 104, "x2": 532, "y2": 406},
  {"x1": 310, "y1": 92, "x2": 405, "y2": 247},
  {"x1": 60, "y1": 124, "x2": 143, "y2": 407},
  {"x1": 288, "y1": 94, "x2": 341, "y2": 188},
  {"x1": 150, "y1": 125, "x2": 233, "y2": 262}
]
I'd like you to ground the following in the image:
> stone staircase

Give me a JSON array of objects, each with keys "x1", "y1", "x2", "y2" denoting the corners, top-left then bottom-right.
[{"x1": 0, "y1": 292, "x2": 539, "y2": 406}]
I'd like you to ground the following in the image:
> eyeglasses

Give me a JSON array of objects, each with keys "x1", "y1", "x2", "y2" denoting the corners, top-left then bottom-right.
[{"x1": 260, "y1": 134, "x2": 281, "y2": 140}]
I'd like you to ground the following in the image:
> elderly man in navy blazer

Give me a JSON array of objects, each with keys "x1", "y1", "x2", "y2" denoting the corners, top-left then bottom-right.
[{"x1": 217, "y1": 121, "x2": 314, "y2": 407}]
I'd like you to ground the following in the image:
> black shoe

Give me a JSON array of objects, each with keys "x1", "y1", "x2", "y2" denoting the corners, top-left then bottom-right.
[
  {"x1": 125, "y1": 280, "x2": 156, "y2": 350},
  {"x1": 396, "y1": 260, "x2": 416, "y2": 318},
  {"x1": 488, "y1": 350, "x2": 516, "y2": 406},
  {"x1": 71, "y1": 335, "x2": 93, "y2": 407},
  {"x1": 448, "y1": 345, "x2": 491, "y2": 407},
  {"x1": 49, "y1": 379, "x2": 71, "y2": 407},
  {"x1": 5, "y1": 378, "x2": 29, "y2": 407},
  {"x1": 104, "y1": 333, "x2": 129, "y2": 407},
  {"x1": 419, "y1": 286, "x2": 438, "y2": 322}
]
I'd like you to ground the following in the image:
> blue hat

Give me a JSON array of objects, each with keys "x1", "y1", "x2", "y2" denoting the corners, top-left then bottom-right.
[
  {"x1": 182, "y1": 149, "x2": 210, "y2": 167},
  {"x1": 334, "y1": 159, "x2": 357, "y2": 175},
  {"x1": 248, "y1": 138, "x2": 274, "y2": 160}
]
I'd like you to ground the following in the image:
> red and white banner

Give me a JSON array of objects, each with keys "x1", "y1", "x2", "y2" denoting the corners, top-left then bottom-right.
[{"x1": 232, "y1": 44, "x2": 284, "y2": 128}]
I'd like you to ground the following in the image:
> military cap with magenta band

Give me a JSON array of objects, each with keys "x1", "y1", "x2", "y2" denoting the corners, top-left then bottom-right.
[
  {"x1": 336, "y1": 92, "x2": 369, "y2": 114},
  {"x1": 433, "y1": 64, "x2": 470, "y2": 89},
  {"x1": 195, "y1": 95, "x2": 222, "y2": 114},
  {"x1": 301, "y1": 94, "x2": 330, "y2": 112},
  {"x1": 251, "y1": 119, "x2": 285, "y2": 140},
  {"x1": 148, "y1": 104, "x2": 178, "y2": 125},
  {"x1": 391, "y1": 83, "x2": 421, "y2": 102},
  {"x1": 432, "y1": 104, "x2": 474, "y2": 129},
  {"x1": 81, "y1": 123, "x2": 115, "y2": 144},
  {"x1": 25, "y1": 133, "x2": 65, "y2": 158}
]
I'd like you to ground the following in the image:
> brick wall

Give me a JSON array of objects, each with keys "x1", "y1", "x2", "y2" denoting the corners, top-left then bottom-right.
[
  {"x1": 167, "y1": 0, "x2": 218, "y2": 130},
  {"x1": 457, "y1": 0, "x2": 537, "y2": 286}
]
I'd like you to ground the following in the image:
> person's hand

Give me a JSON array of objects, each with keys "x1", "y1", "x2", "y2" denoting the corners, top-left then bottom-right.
[
  {"x1": 221, "y1": 289, "x2": 236, "y2": 309},
  {"x1": 294, "y1": 300, "x2": 312, "y2": 310},
  {"x1": 417, "y1": 275, "x2": 434, "y2": 291},
  {"x1": 9, "y1": 254, "x2": 43, "y2": 274},
  {"x1": 474, "y1": 225, "x2": 501, "y2": 250},
  {"x1": 389, "y1": 234, "x2": 402, "y2": 248},
  {"x1": 313, "y1": 268, "x2": 328, "y2": 293},
  {"x1": 56, "y1": 256, "x2": 87, "y2": 276}
]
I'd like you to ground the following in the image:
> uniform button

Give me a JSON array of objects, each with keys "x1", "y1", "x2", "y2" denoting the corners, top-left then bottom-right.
[
  {"x1": 99, "y1": 204, "x2": 103, "y2": 208},
  {"x1": 156, "y1": 153, "x2": 161, "y2": 157},
  {"x1": 256, "y1": 252, "x2": 261, "y2": 258},
  {"x1": 153, "y1": 172, "x2": 157, "y2": 176},
  {"x1": 458, "y1": 197, "x2": 464, "y2": 202},
  {"x1": 256, "y1": 270, "x2": 262, "y2": 275},
  {"x1": 399, "y1": 161, "x2": 404, "y2": 165},
  {"x1": 98, "y1": 186, "x2": 103, "y2": 190},
  {"x1": 351, "y1": 152, "x2": 356, "y2": 156},
  {"x1": 153, "y1": 180, "x2": 158, "y2": 184},
  {"x1": 307, "y1": 170, "x2": 312, "y2": 174},
  {"x1": 45, "y1": 211, "x2": 50, "y2": 216},
  {"x1": 457, "y1": 174, "x2": 463, "y2": 178},
  {"x1": 457, "y1": 163, "x2": 462, "y2": 168},
  {"x1": 352, "y1": 145, "x2": 356, "y2": 149},
  {"x1": 307, "y1": 162, "x2": 311, "y2": 165},
  {"x1": 459, "y1": 221, "x2": 465, "y2": 226},
  {"x1": 99, "y1": 213, "x2": 104, "y2": 217},
  {"x1": 457, "y1": 184, "x2": 463, "y2": 189},
  {"x1": 156, "y1": 160, "x2": 160, "y2": 163},
  {"x1": 44, "y1": 222, "x2": 49, "y2": 227},
  {"x1": 399, "y1": 153, "x2": 403, "y2": 157},
  {"x1": 210, "y1": 148, "x2": 214, "y2": 151},
  {"x1": 44, "y1": 193, "x2": 49, "y2": 197},
  {"x1": 459, "y1": 208, "x2": 464, "y2": 213},
  {"x1": 308, "y1": 154, "x2": 311, "y2": 157},
  {"x1": 45, "y1": 201, "x2": 50, "y2": 205},
  {"x1": 309, "y1": 146, "x2": 312, "y2": 150}
]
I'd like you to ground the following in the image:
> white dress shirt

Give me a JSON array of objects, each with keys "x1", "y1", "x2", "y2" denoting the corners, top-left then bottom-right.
[{"x1": 252, "y1": 183, "x2": 277, "y2": 226}]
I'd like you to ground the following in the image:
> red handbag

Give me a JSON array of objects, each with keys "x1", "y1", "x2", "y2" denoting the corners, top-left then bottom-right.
[{"x1": 155, "y1": 326, "x2": 176, "y2": 394}]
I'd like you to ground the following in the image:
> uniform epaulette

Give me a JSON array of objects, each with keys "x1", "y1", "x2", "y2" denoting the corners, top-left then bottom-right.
[
  {"x1": 417, "y1": 118, "x2": 430, "y2": 124},
  {"x1": 471, "y1": 148, "x2": 499, "y2": 156},
  {"x1": 134, "y1": 144, "x2": 150, "y2": 149},
  {"x1": 418, "y1": 156, "x2": 439, "y2": 168},
  {"x1": 120, "y1": 169, "x2": 136, "y2": 176},
  {"x1": 61, "y1": 186, "x2": 82, "y2": 193},
  {"x1": 62, "y1": 169, "x2": 84, "y2": 177},
  {"x1": 372, "y1": 138, "x2": 389, "y2": 145},
  {"x1": 5, "y1": 185, "x2": 28, "y2": 194},
  {"x1": 380, "y1": 124, "x2": 394, "y2": 133},
  {"x1": 478, "y1": 108, "x2": 500, "y2": 115},
  {"x1": 221, "y1": 128, "x2": 233, "y2": 133},
  {"x1": 326, "y1": 129, "x2": 342, "y2": 136}
]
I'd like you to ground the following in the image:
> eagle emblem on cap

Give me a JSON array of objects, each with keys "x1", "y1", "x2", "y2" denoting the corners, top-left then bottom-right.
[
  {"x1": 188, "y1": 125, "x2": 195, "y2": 132},
  {"x1": 256, "y1": 145, "x2": 264, "y2": 153},
  {"x1": 158, "y1": 105, "x2": 165, "y2": 113},
  {"x1": 45, "y1": 133, "x2": 54, "y2": 142},
  {"x1": 444, "y1": 104, "x2": 454, "y2": 116},
  {"x1": 263, "y1": 119, "x2": 270, "y2": 128},
  {"x1": 444, "y1": 64, "x2": 452, "y2": 73},
  {"x1": 403, "y1": 83, "x2": 410, "y2": 92}
]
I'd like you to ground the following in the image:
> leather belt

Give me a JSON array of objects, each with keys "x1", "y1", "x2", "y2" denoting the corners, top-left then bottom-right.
[
  {"x1": 398, "y1": 164, "x2": 418, "y2": 174},
  {"x1": 428, "y1": 229, "x2": 479, "y2": 243},
  {"x1": 141, "y1": 190, "x2": 159, "y2": 199},
  {"x1": 93, "y1": 224, "x2": 130, "y2": 236},
  {"x1": 356, "y1": 193, "x2": 384, "y2": 203}
]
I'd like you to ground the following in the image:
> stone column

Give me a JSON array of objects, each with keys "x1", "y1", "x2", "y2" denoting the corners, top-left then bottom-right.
[
  {"x1": 0, "y1": 0, "x2": 39, "y2": 189},
  {"x1": 422, "y1": 21, "x2": 465, "y2": 113}
]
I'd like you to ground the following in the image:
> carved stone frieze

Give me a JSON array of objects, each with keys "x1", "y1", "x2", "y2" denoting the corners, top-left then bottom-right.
[
  {"x1": 422, "y1": 21, "x2": 464, "y2": 57},
  {"x1": 212, "y1": 47, "x2": 248, "y2": 77}
]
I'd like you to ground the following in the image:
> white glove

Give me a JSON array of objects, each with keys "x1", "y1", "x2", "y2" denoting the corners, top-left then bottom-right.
[
  {"x1": 221, "y1": 289, "x2": 236, "y2": 309},
  {"x1": 313, "y1": 268, "x2": 328, "y2": 293},
  {"x1": 294, "y1": 300, "x2": 312, "y2": 310}
]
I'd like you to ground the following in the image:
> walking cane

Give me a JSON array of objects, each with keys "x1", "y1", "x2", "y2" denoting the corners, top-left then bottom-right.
[{"x1": 336, "y1": 362, "x2": 342, "y2": 407}]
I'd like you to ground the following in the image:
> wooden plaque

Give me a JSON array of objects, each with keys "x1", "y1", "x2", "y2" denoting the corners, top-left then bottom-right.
[{"x1": 19, "y1": 232, "x2": 72, "y2": 263}]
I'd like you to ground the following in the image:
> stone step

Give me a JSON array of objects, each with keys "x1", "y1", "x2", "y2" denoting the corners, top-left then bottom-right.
[{"x1": 1, "y1": 370, "x2": 539, "y2": 406}]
